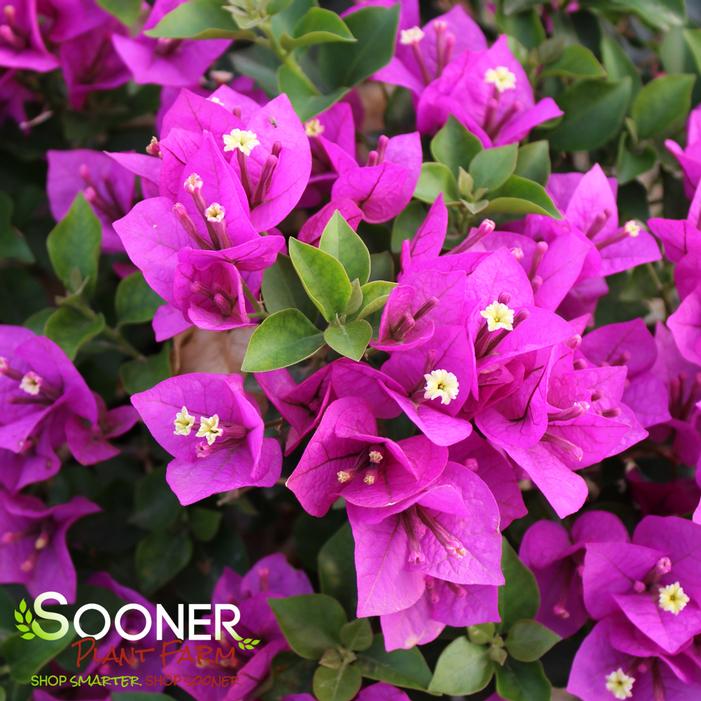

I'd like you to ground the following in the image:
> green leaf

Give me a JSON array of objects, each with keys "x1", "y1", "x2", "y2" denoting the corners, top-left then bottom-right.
[
  {"x1": 631, "y1": 74, "x2": 695, "y2": 139},
  {"x1": 130, "y1": 467, "x2": 180, "y2": 532},
  {"x1": 1, "y1": 629, "x2": 76, "y2": 683},
  {"x1": 145, "y1": 0, "x2": 241, "y2": 38},
  {"x1": 313, "y1": 664, "x2": 362, "y2": 701},
  {"x1": 116, "y1": 272, "x2": 163, "y2": 326},
  {"x1": 428, "y1": 637, "x2": 495, "y2": 695},
  {"x1": 541, "y1": 44, "x2": 606, "y2": 79},
  {"x1": 515, "y1": 141, "x2": 551, "y2": 186},
  {"x1": 135, "y1": 530, "x2": 193, "y2": 594},
  {"x1": 593, "y1": 0, "x2": 684, "y2": 31},
  {"x1": 369, "y1": 252, "x2": 394, "y2": 282},
  {"x1": 414, "y1": 162, "x2": 459, "y2": 204},
  {"x1": 44, "y1": 308, "x2": 105, "y2": 360},
  {"x1": 0, "y1": 192, "x2": 32, "y2": 262},
  {"x1": 47, "y1": 194, "x2": 101, "y2": 296},
  {"x1": 262, "y1": 254, "x2": 317, "y2": 318},
  {"x1": 355, "y1": 635, "x2": 432, "y2": 690},
  {"x1": 506, "y1": 620, "x2": 560, "y2": 662},
  {"x1": 189, "y1": 507, "x2": 223, "y2": 542},
  {"x1": 391, "y1": 201, "x2": 426, "y2": 253},
  {"x1": 318, "y1": 6, "x2": 399, "y2": 89},
  {"x1": 430, "y1": 117, "x2": 483, "y2": 177},
  {"x1": 499, "y1": 540, "x2": 540, "y2": 630},
  {"x1": 24, "y1": 308, "x2": 54, "y2": 335},
  {"x1": 96, "y1": 0, "x2": 141, "y2": 25},
  {"x1": 340, "y1": 619, "x2": 373, "y2": 652},
  {"x1": 318, "y1": 524, "x2": 357, "y2": 616},
  {"x1": 324, "y1": 319, "x2": 372, "y2": 360},
  {"x1": 356, "y1": 281, "x2": 395, "y2": 320},
  {"x1": 319, "y1": 212, "x2": 371, "y2": 285},
  {"x1": 269, "y1": 594, "x2": 347, "y2": 660},
  {"x1": 241, "y1": 308, "x2": 324, "y2": 372},
  {"x1": 278, "y1": 65, "x2": 349, "y2": 121},
  {"x1": 495, "y1": 659, "x2": 551, "y2": 701},
  {"x1": 120, "y1": 344, "x2": 172, "y2": 394},
  {"x1": 289, "y1": 238, "x2": 352, "y2": 321},
  {"x1": 469, "y1": 144, "x2": 519, "y2": 192},
  {"x1": 547, "y1": 78, "x2": 632, "y2": 152},
  {"x1": 616, "y1": 132, "x2": 656, "y2": 185},
  {"x1": 281, "y1": 7, "x2": 355, "y2": 50},
  {"x1": 232, "y1": 44, "x2": 279, "y2": 95},
  {"x1": 485, "y1": 176, "x2": 561, "y2": 220},
  {"x1": 600, "y1": 35, "x2": 641, "y2": 95}
]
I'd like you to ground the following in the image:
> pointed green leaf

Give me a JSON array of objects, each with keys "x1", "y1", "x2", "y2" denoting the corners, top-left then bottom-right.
[
  {"x1": 515, "y1": 141, "x2": 551, "y2": 186},
  {"x1": 262, "y1": 254, "x2": 317, "y2": 318},
  {"x1": 145, "y1": 0, "x2": 241, "y2": 38},
  {"x1": 547, "y1": 78, "x2": 632, "y2": 152},
  {"x1": 355, "y1": 635, "x2": 431, "y2": 690},
  {"x1": 0, "y1": 192, "x2": 32, "y2": 263},
  {"x1": 119, "y1": 343, "x2": 172, "y2": 394},
  {"x1": 430, "y1": 116, "x2": 483, "y2": 176},
  {"x1": 414, "y1": 162, "x2": 460, "y2": 204},
  {"x1": 313, "y1": 664, "x2": 362, "y2": 701},
  {"x1": 495, "y1": 659, "x2": 551, "y2": 701},
  {"x1": 97, "y1": 0, "x2": 141, "y2": 26},
  {"x1": 324, "y1": 319, "x2": 372, "y2": 361},
  {"x1": 269, "y1": 594, "x2": 347, "y2": 660},
  {"x1": 319, "y1": 212, "x2": 371, "y2": 285},
  {"x1": 499, "y1": 540, "x2": 540, "y2": 629},
  {"x1": 540, "y1": 44, "x2": 606, "y2": 79},
  {"x1": 340, "y1": 619, "x2": 373, "y2": 652},
  {"x1": 116, "y1": 272, "x2": 163, "y2": 326},
  {"x1": 506, "y1": 620, "x2": 560, "y2": 662},
  {"x1": 281, "y1": 8, "x2": 355, "y2": 50},
  {"x1": 428, "y1": 637, "x2": 495, "y2": 695},
  {"x1": 356, "y1": 281, "x2": 396, "y2": 320},
  {"x1": 44, "y1": 308, "x2": 105, "y2": 360},
  {"x1": 485, "y1": 175, "x2": 561, "y2": 220},
  {"x1": 289, "y1": 238, "x2": 352, "y2": 321},
  {"x1": 47, "y1": 194, "x2": 101, "y2": 296},
  {"x1": 241, "y1": 308, "x2": 324, "y2": 372},
  {"x1": 631, "y1": 73, "x2": 695, "y2": 139},
  {"x1": 469, "y1": 144, "x2": 518, "y2": 192}
]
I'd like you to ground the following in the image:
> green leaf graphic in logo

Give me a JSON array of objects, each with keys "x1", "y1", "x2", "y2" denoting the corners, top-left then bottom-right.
[
  {"x1": 13, "y1": 598, "x2": 58, "y2": 641},
  {"x1": 230, "y1": 629, "x2": 261, "y2": 651},
  {"x1": 14, "y1": 598, "x2": 36, "y2": 640}
]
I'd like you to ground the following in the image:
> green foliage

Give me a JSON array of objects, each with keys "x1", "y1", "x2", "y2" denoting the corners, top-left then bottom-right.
[
  {"x1": 115, "y1": 273, "x2": 163, "y2": 326},
  {"x1": 47, "y1": 194, "x2": 101, "y2": 297}
]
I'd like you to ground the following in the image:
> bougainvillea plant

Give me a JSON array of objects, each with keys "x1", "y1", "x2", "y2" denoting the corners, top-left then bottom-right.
[{"x1": 3, "y1": 0, "x2": 701, "y2": 700}]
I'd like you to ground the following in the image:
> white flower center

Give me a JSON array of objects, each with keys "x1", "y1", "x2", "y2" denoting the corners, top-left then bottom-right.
[
  {"x1": 480, "y1": 301, "x2": 515, "y2": 332},
  {"x1": 337, "y1": 470, "x2": 351, "y2": 483},
  {"x1": 400, "y1": 26, "x2": 425, "y2": 45},
  {"x1": 485, "y1": 66, "x2": 517, "y2": 93},
  {"x1": 658, "y1": 581, "x2": 689, "y2": 615},
  {"x1": 223, "y1": 128, "x2": 260, "y2": 156},
  {"x1": 624, "y1": 220, "x2": 641, "y2": 238},
  {"x1": 184, "y1": 172, "x2": 203, "y2": 193},
  {"x1": 196, "y1": 414, "x2": 224, "y2": 446},
  {"x1": 424, "y1": 369, "x2": 460, "y2": 406},
  {"x1": 19, "y1": 371, "x2": 42, "y2": 396},
  {"x1": 304, "y1": 118, "x2": 325, "y2": 137},
  {"x1": 605, "y1": 668, "x2": 635, "y2": 699},
  {"x1": 173, "y1": 406, "x2": 195, "y2": 436},
  {"x1": 205, "y1": 202, "x2": 226, "y2": 223}
]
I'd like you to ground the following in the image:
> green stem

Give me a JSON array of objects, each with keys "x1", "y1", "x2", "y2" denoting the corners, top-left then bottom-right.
[
  {"x1": 260, "y1": 24, "x2": 319, "y2": 95},
  {"x1": 102, "y1": 325, "x2": 145, "y2": 361},
  {"x1": 243, "y1": 280, "x2": 268, "y2": 319}
]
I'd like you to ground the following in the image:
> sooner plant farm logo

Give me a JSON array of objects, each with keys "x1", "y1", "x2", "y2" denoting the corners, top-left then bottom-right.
[{"x1": 14, "y1": 592, "x2": 260, "y2": 650}]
